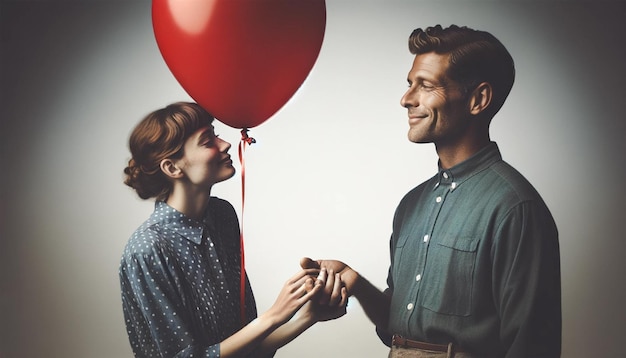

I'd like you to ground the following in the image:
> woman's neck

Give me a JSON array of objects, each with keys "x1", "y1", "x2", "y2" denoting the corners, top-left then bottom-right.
[{"x1": 166, "y1": 185, "x2": 212, "y2": 221}]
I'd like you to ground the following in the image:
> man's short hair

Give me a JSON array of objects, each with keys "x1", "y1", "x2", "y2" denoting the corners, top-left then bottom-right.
[{"x1": 409, "y1": 25, "x2": 515, "y2": 119}]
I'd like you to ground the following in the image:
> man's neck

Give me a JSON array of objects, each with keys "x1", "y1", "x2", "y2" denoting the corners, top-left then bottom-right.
[{"x1": 435, "y1": 136, "x2": 491, "y2": 170}]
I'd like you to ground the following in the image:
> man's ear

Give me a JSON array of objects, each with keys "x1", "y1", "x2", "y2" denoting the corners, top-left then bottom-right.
[
  {"x1": 469, "y1": 82, "x2": 492, "y2": 116},
  {"x1": 160, "y1": 158, "x2": 183, "y2": 179}
]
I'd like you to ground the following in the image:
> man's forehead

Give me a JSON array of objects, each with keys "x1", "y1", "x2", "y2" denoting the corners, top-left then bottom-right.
[{"x1": 409, "y1": 52, "x2": 450, "y2": 77}]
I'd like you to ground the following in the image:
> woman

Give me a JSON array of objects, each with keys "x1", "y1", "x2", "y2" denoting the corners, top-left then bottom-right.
[{"x1": 120, "y1": 102, "x2": 347, "y2": 357}]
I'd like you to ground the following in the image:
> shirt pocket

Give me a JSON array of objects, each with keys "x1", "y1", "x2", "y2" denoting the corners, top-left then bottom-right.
[{"x1": 419, "y1": 235, "x2": 479, "y2": 316}]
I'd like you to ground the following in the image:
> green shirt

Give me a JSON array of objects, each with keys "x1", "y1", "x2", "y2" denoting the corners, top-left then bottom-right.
[{"x1": 385, "y1": 142, "x2": 561, "y2": 357}]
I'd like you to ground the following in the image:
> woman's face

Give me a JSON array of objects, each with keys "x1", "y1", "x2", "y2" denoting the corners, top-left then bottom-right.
[{"x1": 175, "y1": 125, "x2": 235, "y2": 188}]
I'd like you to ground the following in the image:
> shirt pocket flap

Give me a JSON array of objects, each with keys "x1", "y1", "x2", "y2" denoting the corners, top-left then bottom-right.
[
  {"x1": 394, "y1": 233, "x2": 410, "y2": 248},
  {"x1": 438, "y1": 235, "x2": 479, "y2": 252}
]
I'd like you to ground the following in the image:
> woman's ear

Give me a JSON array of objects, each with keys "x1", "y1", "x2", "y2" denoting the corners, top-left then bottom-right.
[
  {"x1": 160, "y1": 158, "x2": 183, "y2": 179},
  {"x1": 469, "y1": 82, "x2": 492, "y2": 116}
]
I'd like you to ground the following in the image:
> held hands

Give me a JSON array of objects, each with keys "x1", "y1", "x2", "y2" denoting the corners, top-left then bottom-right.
[
  {"x1": 298, "y1": 256, "x2": 361, "y2": 323},
  {"x1": 300, "y1": 257, "x2": 359, "y2": 295},
  {"x1": 265, "y1": 268, "x2": 324, "y2": 326},
  {"x1": 301, "y1": 267, "x2": 348, "y2": 322},
  {"x1": 265, "y1": 266, "x2": 348, "y2": 326},
  {"x1": 265, "y1": 259, "x2": 354, "y2": 329}
]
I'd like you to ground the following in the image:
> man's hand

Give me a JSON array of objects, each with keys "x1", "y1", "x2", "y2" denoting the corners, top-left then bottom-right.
[
  {"x1": 300, "y1": 257, "x2": 359, "y2": 296},
  {"x1": 301, "y1": 257, "x2": 392, "y2": 331}
]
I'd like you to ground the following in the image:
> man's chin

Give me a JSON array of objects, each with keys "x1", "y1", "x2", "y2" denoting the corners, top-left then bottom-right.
[{"x1": 407, "y1": 130, "x2": 429, "y2": 144}]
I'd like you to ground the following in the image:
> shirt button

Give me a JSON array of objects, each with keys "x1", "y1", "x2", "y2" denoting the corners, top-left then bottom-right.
[
  {"x1": 416, "y1": 274, "x2": 422, "y2": 281},
  {"x1": 443, "y1": 172, "x2": 449, "y2": 179},
  {"x1": 407, "y1": 303, "x2": 414, "y2": 310},
  {"x1": 423, "y1": 235, "x2": 429, "y2": 243},
  {"x1": 436, "y1": 196, "x2": 442, "y2": 203}
]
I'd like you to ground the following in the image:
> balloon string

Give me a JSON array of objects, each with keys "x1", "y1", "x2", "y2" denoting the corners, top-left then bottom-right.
[{"x1": 238, "y1": 128, "x2": 255, "y2": 326}]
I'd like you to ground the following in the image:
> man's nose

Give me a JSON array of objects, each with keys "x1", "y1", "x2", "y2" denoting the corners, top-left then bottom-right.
[{"x1": 400, "y1": 87, "x2": 418, "y2": 108}]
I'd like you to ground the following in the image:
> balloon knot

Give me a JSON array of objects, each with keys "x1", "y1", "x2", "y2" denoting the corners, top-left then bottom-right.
[{"x1": 240, "y1": 128, "x2": 256, "y2": 145}]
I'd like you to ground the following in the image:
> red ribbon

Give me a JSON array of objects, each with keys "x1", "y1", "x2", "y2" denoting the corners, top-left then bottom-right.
[{"x1": 238, "y1": 128, "x2": 255, "y2": 326}]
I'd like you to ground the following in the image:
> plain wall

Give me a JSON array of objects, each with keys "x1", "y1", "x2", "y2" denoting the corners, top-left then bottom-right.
[{"x1": 1, "y1": 0, "x2": 625, "y2": 357}]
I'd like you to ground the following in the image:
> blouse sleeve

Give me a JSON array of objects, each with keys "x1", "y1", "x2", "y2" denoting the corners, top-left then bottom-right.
[{"x1": 120, "y1": 238, "x2": 220, "y2": 358}]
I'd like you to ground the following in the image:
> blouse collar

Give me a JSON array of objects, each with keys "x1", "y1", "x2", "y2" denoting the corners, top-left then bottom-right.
[{"x1": 150, "y1": 201, "x2": 207, "y2": 245}]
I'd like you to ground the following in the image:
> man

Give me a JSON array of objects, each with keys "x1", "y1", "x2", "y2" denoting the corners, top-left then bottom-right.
[{"x1": 302, "y1": 25, "x2": 561, "y2": 357}]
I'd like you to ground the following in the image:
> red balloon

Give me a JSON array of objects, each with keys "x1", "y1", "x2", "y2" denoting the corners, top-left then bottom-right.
[{"x1": 152, "y1": 0, "x2": 327, "y2": 129}]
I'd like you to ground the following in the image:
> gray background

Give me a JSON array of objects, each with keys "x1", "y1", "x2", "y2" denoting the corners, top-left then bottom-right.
[{"x1": 1, "y1": 0, "x2": 625, "y2": 357}]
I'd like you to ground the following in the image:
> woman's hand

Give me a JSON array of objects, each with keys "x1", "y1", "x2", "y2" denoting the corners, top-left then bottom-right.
[
  {"x1": 302, "y1": 269, "x2": 348, "y2": 322},
  {"x1": 262, "y1": 268, "x2": 323, "y2": 326}
]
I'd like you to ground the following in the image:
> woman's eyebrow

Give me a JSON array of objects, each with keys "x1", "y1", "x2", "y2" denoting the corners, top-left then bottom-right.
[{"x1": 196, "y1": 126, "x2": 214, "y2": 143}]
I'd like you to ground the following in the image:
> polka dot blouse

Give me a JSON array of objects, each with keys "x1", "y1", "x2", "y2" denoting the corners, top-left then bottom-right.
[{"x1": 119, "y1": 199, "x2": 267, "y2": 357}]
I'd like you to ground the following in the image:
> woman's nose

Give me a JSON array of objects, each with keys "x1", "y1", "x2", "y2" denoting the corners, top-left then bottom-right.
[{"x1": 218, "y1": 137, "x2": 231, "y2": 152}]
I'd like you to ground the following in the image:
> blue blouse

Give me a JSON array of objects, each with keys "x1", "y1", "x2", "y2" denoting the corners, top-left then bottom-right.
[{"x1": 119, "y1": 199, "x2": 267, "y2": 357}]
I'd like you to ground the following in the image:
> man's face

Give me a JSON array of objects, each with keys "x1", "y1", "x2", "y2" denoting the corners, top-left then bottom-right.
[{"x1": 400, "y1": 52, "x2": 470, "y2": 145}]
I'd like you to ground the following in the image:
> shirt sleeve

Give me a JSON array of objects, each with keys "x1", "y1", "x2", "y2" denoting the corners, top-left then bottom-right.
[
  {"x1": 491, "y1": 200, "x2": 561, "y2": 358},
  {"x1": 378, "y1": 194, "x2": 410, "y2": 347},
  {"x1": 120, "y1": 241, "x2": 221, "y2": 358},
  {"x1": 375, "y1": 288, "x2": 394, "y2": 347}
]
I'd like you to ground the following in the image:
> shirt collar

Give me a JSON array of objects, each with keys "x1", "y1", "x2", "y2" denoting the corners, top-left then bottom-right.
[
  {"x1": 434, "y1": 142, "x2": 502, "y2": 191},
  {"x1": 150, "y1": 201, "x2": 207, "y2": 245}
]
